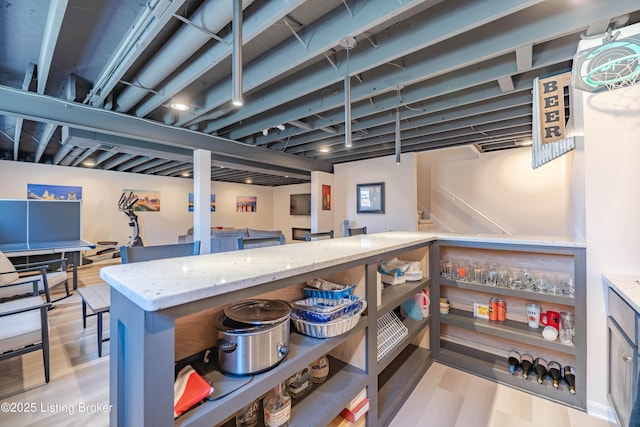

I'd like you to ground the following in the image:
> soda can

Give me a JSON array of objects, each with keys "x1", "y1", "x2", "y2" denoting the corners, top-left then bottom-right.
[
  {"x1": 489, "y1": 298, "x2": 498, "y2": 321},
  {"x1": 497, "y1": 299, "x2": 506, "y2": 321}
]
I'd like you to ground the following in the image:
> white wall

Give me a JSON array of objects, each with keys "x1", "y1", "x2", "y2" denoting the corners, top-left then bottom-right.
[
  {"x1": 311, "y1": 171, "x2": 335, "y2": 235},
  {"x1": 581, "y1": 83, "x2": 640, "y2": 419},
  {"x1": 426, "y1": 146, "x2": 573, "y2": 236},
  {"x1": 333, "y1": 152, "x2": 418, "y2": 235},
  {"x1": 0, "y1": 160, "x2": 277, "y2": 246}
]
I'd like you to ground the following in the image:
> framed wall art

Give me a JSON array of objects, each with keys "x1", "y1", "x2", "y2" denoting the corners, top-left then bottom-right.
[
  {"x1": 322, "y1": 184, "x2": 331, "y2": 210},
  {"x1": 356, "y1": 182, "x2": 385, "y2": 214}
]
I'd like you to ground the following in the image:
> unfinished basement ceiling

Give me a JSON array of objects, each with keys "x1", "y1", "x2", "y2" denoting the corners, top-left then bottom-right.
[{"x1": 0, "y1": 0, "x2": 639, "y2": 186}]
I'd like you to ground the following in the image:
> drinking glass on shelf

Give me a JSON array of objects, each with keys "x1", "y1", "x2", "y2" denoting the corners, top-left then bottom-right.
[
  {"x1": 444, "y1": 259, "x2": 455, "y2": 279},
  {"x1": 496, "y1": 266, "x2": 508, "y2": 287},
  {"x1": 471, "y1": 263, "x2": 485, "y2": 284},
  {"x1": 486, "y1": 264, "x2": 498, "y2": 286},
  {"x1": 456, "y1": 260, "x2": 468, "y2": 281}
]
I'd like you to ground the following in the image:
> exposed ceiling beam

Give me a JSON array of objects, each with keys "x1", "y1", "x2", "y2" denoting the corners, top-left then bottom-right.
[
  {"x1": 213, "y1": 0, "x2": 544, "y2": 136},
  {"x1": 222, "y1": 0, "x2": 637, "y2": 141},
  {"x1": 85, "y1": 0, "x2": 189, "y2": 107},
  {"x1": 61, "y1": 127, "x2": 312, "y2": 180},
  {"x1": 135, "y1": 0, "x2": 306, "y2": 117},
  {"x1": 178, "y1": 0, "x2": 447, "y2": 127},
  {"x1": 38, "y1": 0, "x2": 68, "y2": 94},
  {"x1": 0, "y1": 85, "x2": 332, "y2": 174},
  {"x1": 35, "y1": 123, "x2": 57, "y2": 162},
  {"x1": 261, "y1": 33, "x2": 576, "y2": 149}
]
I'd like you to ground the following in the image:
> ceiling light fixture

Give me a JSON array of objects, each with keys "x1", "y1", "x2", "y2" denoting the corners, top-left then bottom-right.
[
  {"x1": 319, "y1": 147, "x2": 331, "y2": 153},
  {"x1": 232, "y1": 0, "x2": 244, "y2": 107},
  {"x1": 170, "y1": 102, "x2": 190, "y2": 111},
  {"x1": 82, "y1": 159, "x2": 96, "y2": 167},
  {"x1": 395, "y1": 108, "x2": 401, "y2": 165},
  {"x1": 275, "y1": 124, "x2": 285, "y2": 131}
]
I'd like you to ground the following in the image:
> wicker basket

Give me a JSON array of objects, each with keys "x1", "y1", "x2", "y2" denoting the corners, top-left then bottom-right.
[{"x1": 291, "y1": 300, "x2": 367, "y2": 338}]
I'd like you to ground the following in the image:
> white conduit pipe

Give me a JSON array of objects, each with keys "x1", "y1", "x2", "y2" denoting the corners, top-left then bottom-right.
[
  {"x1": 344, "y1": 75, "x2": 352, "y2": 148},
  {"x1": 116, "y1": 0, "x2": 254, "y2": 113},
  {"x1": 232, "y1": 0, "x2": 243, "y2": 106},
  {"x1": 395, "y1": 109, "x2": 401, "y2": 165}
]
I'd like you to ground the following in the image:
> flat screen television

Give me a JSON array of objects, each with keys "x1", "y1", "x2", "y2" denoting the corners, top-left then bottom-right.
[{"x1": 290, "y1": 193, "x2": 311, "y2": 216}]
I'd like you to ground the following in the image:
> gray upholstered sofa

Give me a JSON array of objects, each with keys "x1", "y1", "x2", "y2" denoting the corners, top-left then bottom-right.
[{"x1": 178, "y1": 228, "x2": 285, "y2": 253}]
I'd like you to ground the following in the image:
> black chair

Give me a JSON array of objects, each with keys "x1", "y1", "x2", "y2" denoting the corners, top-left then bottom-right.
[
  {"x1": 120, "y1": 241, "x2": 201, "y2": 264},
  {"x1": 237, "y1": 235, "x2": 285, "y2": 249},
  {"x1": 348, "y1": 226, "x2": 367, "y2": 236},
  {"x1": 0, "y1": 280, "x2": 52, "y2": 383},
  {"x1": 304, "y1": 230, "x2": 334, "y2": 241}
]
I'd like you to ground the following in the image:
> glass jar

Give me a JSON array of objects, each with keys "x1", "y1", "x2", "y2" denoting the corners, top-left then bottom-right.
[
  {"x1": 263, "y1": 382, "x2": 291, "y2": 427},
  {"x1": 310, "y1": 356, "x2": 329, "y2": 384},
  {"x1": 286, "y1": 366, "x2": 312, "y2": 399},
  {"x1": 235, "y1": 399, "x2": 259, "y2": 427}
]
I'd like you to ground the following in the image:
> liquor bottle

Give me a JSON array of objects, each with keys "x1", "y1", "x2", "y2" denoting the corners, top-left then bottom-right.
[
  {"x1": 235, "y1": 399, "x2": 259, "y2": 427},
  {"x1": 564, "y1": 365, "x2": 576, "y2": 394},
  {"x1": 521, "y1": 353, "x2": 534, "y2": 379},
  {"x1": 507, "y1": 350, "x2": 521, "y2": 375},
  {"x1": 264, "y1": 382, "x2": 291, "y2": 427},
  {"x1": 534, "y1": 357, "x2": 548, "y2": 384},
  {"x1": 548, "y1": 361, "x2": 562, "y2": 389}
]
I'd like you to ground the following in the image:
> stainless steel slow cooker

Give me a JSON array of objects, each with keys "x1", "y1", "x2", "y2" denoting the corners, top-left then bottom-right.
[{"x1": 216, "y1": 299, "x2": 291, "y2": 375}]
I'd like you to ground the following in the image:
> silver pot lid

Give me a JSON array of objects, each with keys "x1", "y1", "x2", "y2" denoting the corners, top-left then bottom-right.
[{"x1": 224, "y1": 299, "x2": 291, "y2": 325}]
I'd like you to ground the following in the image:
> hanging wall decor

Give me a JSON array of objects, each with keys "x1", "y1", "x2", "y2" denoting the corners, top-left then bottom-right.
[
  {"x1": 236, "y1": 196, "x2": 257, "y2": 212},
  {"x1": 322, "y1": 185, "x2": 331, "y2": 210}
]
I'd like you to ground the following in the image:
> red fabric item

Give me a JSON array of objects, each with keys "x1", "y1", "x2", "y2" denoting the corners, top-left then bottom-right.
[{"x1": 174, "y1": 365, "x2": 213, "y2": 418}]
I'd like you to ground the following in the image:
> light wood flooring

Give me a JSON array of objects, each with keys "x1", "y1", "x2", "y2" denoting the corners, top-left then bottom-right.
[{"x1": 0, "y1": 262, "x2": 616, "y2": 427}]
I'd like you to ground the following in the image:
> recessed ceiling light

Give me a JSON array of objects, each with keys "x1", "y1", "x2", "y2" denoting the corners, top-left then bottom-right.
[
  {"x1": 319, "y1": 147, "x2": 331, "y2": 153},
  {"x1": 170, "y1": 102, "x2": 190, "y2": 111},
  {"x1": 245, "y1": 178, "x2": 253, "y2": 184},
  {"x1": 181, "y1": 172, "x2": 191, "y2": 177},
  {"x1": 83, "y1": 159, "x2": 96, "y2": 167}
]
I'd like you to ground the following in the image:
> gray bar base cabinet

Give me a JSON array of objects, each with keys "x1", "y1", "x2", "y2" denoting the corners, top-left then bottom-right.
[{"x1": 108, "y1": 239, "x2": 434, "y2": 426}]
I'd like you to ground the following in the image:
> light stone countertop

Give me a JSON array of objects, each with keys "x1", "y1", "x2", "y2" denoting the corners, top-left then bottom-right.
[
  {"x1": 603, "y1": 273, "x2": 640, "y2": 313},
  {"x1": 100, "y1": 231, "x2": 586, "y2": 312}
]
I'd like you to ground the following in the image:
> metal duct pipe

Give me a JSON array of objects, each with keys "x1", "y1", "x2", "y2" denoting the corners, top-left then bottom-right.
[
  {"x1": 395, "y1": 109, "x2": 401, "y2": 164},
  {"x1": 115, "y1": 0, "x2": 254, "y2": 113},
  {"x1": 232, "y1": 0, "x2": 243, "y2": 106},
  {"x1": 344, "y1": 75, "x2": 352, "y2": 148}
]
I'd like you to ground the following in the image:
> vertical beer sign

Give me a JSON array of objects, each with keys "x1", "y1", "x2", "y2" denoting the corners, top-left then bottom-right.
[{"x1": 538, "y1": 72, "x2": 570, "y2": 145}]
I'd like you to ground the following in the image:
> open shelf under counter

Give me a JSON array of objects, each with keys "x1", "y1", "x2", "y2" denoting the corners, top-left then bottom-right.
[
  {"x1": 377, "y1": 314, "x2": 431, "y2": 373},
  {"x1": 378, "y1": 345, "x2": 432, "y2": 426},
  {"x1": 176, "y1": 319, "x2": 368, "y2": 427},
  {"x1": 439, "y1": 340, "x2": 584, "y2": 410},
  {"x1": 439, "y1": 277, "x2": 575, "y2": 306},
  {"x1": 440, "y1": 308, "x2": 575, "y2": 355},
  {"x1": 378, "y1": 277, "x2": 431, "y2": 315},
  {"x1": 289, "y1": 357, "x2": 369, "y2": 427}
]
